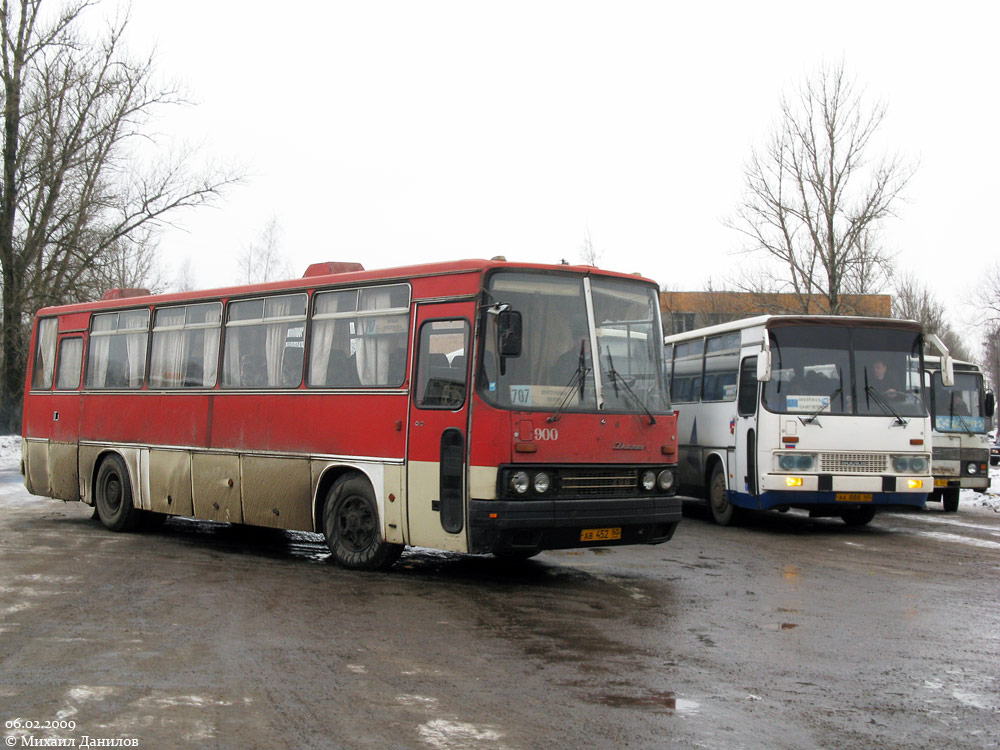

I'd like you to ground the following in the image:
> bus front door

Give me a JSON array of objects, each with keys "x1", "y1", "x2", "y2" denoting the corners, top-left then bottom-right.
[
  {"x1": 406, "y1": 303, "x2": 472, "y2": 552},
  {"x1": 734, "y1": 355, "x2": 760, "y2": 507}
]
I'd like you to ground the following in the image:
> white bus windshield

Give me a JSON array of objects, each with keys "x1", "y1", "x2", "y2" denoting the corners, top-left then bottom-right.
[
  {"x1": 930, "y1": 371, "x2": 988, "y2": 433},
  {"x1": 480, "y1": 271, "x2": 668, "y2": 414},
  {"x1": 762, "y1": 324, "x2": 925, "y2": 418}
]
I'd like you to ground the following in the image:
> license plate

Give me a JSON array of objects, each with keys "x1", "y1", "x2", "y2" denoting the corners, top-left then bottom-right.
[
  {"x1": 934, "y1": 479, "x2": 948, "y2": 487},
  {"x1": 835, "y1": 493, "x2": 872, "y2": 503},
  {"x1": 580, "y1": 527, "x2": 622, "y2": 542}
]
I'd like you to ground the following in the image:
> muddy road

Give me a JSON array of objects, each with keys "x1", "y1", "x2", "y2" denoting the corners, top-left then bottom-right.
[{"x1": 2, "y1": 466, "x2": 999, "y2": 749}]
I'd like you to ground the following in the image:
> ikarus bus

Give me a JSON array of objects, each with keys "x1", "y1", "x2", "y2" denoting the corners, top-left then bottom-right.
[
  {"x1": 664, "y1": 315, "x2": 953, "y2": 526},
  {"x1": 923, "y1": 356, "x2": 995, "y2": 512}
]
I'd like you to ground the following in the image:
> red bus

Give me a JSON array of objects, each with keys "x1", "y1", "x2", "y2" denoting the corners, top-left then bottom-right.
[{"x1": 21, "y1": 259, "x2": 680, "y2": 569}]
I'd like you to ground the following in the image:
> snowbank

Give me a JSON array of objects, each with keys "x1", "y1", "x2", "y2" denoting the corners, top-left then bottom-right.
[{"x1": 0, "y1": 434, "x2": 20, "y2": 472}]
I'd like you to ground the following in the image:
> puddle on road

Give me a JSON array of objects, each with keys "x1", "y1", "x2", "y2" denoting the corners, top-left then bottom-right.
[{"x1": 594, "y1": 691, "x2": 700, "y2": 714}]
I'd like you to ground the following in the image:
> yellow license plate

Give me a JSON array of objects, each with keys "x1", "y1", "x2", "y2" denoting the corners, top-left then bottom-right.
[
  {"x1": 934, "y1": 479, "x2": 948, "y2": 487},
  {"x1": 580, "y1": 527, "x2": 622, "y2": 542},
  {"x1": 836, "y1": 493, "x2": 873, "y2": 503}
]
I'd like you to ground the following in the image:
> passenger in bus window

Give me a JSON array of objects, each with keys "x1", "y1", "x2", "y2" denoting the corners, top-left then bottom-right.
[{"x1": 240, "y1": 353, "x2": 267, "y2": 388}]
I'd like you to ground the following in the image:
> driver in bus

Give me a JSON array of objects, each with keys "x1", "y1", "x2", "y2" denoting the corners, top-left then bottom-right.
[{"x1": 871, "y1": 357, "x2": 901, "y2": 400}]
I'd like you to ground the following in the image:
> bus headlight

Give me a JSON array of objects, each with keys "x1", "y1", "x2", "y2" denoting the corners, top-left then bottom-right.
[
  {"x1": 533, "y1": 471, "x2": 552, "y2": 493},
  {"x1": 510, "y1": 471, "x2": 530, "y2": 494},
  {"x1": 657, "y1": 470, "x2": 675, "y2": 491},
  {"x1": 641, "y1": 470, "x2": 657, "y2": 491},
  {"x1": 777, "y1": 453, "x2": 814, "y2": 472},
  {"x1": 966, "y1": 463, "x2": 979, "y2": 476},
  {"x1": 892, "y1": 455, "x2": 928, "y2": 473}
]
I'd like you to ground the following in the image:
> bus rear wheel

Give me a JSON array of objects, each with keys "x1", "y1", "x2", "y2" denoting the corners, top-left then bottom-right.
[
  {"x1": 95, "y1": 454, "x2": 141, "y2": 532},
  {"x1": 708, "y1": 463, "x2": 740, "y2": 526},
  {"x1": 322, "y1": 475, "x2": 403, "y2": 571}
]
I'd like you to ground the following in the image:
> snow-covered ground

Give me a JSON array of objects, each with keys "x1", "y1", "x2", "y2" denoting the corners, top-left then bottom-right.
[{"x1": 1, "y1": 433, "x2": 998, "y2": 510}]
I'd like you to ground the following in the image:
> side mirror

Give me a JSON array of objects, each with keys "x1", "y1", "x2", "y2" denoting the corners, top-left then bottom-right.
[
  {"x1": 986, "y1": 391, "x2": 996, "y2": 419},
  {"x1": 940, "y1": 354, "x2": 955, "y2": 387},
  {"x1": 497, "y1": 310, "x2": 522, "y2": 358},
  {"x1": 756, "y1": 351, "x2": 772, "y2": 382}
]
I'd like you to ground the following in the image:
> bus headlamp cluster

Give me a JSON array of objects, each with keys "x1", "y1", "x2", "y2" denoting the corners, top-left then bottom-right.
[
  {"x1": 641, "y1": 470, "x2": 676, "y2": 492},
  {"x1": 776, "y1": 453, "x2": 816, "y2": 472},
  {"x1": 892, "y1": 455, "x2": 928, "y2": 474},
  {"x1": 510, "y1": 470, "x2": 552, "y2": 495}
]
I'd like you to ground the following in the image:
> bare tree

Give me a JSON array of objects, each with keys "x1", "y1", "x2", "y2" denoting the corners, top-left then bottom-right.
[
  {"x1": 578, "y1": 228, "x2": 601, "y2": 266},
  {"x1": 0, "y1": 0, "x2": 240, "y2": 430},
  {"x1": 892, "y1": 272, "x2": 972, "y2": 361},
  {"x1": 172, "y1": 256, "x2": 197, "y2": 293},
  {"x1": 727, "y1": 63, "x2": 913, "y2": 314},
  {"x1": 237, "y1": 216, "x2": 290, "y2": 285}
]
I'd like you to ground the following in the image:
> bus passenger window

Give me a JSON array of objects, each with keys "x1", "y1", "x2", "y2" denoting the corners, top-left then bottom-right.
[
  {"x1": 32, "y1": 318, "x2": 58, "y2": 390},
  {"x1": 55, "y1": 338, "x2": 84, "y2": 390}
]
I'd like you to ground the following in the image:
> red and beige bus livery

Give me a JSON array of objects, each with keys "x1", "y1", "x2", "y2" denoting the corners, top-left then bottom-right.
[{"x1": 22, "y1": 259, "x2": 680, "y2": 569}]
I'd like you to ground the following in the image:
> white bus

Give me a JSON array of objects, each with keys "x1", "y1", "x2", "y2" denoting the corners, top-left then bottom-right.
[
  {"x1": 664, "y1": 315, "x2": 953, "y2": 526},
  {"x1": 923, "y1": 356, "x2": 995, "y2": 512}
]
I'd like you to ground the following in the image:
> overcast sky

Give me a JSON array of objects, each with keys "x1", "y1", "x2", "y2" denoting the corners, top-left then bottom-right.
[{"x1": 119, "y1": 1, "x2": 998, "y2": 335}]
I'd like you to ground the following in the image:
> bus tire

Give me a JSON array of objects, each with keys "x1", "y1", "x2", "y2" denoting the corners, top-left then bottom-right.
[
  {"x1": 322, "y1": 475, "x2": 402, "y2": 571},
  {"x1": 94, "y1": 454, "x2": 141, "y2": 532},
  {"x1": 841, "y1": 507, "x2": 876, "y2": 526},
  {"x1": 708, "y1": 463, "x2": 739, "y2": 526},
  {"x1": 942, "y1": 488, "x2": 960, "y2": 513}
]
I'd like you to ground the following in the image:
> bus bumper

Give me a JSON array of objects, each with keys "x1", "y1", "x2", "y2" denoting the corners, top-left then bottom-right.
[
  {"x1": 731, "y1": 488, "x2": 926, "y2": 512},
  {"x1": 468, "y1": 496, "x2": 682, "y2": 555}
]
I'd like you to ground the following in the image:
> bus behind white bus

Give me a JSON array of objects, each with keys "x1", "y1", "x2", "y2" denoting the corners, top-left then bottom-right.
[
  {"x1": 664, "y1": 315, "x2": 952, "y2": 526},
  {"x1": 923, "y1": 356, "x2": 995, "y2": 512}
]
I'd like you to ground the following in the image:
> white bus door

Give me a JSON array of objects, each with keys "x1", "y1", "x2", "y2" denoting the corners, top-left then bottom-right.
[{"x1": 733, "y1": 355, "x2": 760, "y2": 505}]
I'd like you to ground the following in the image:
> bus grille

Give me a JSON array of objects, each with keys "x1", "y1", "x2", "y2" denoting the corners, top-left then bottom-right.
[
  {"x1": 820, "y1": 453, "x2": 888, "y2": 474},
  {"x1": 560, "y1": 469, "x2": 639, "y2": 496}
]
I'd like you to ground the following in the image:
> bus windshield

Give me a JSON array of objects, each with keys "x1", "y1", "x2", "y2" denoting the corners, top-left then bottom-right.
[
  {"x1": 480, "y1": 271, "x2": 668, "y2": 414},
  {"x1": 930, "y1": 371, "x2": 988, "y2": 433},
  {"x1": 762, "y1": 324, "x2": 925, "y2": 418}
]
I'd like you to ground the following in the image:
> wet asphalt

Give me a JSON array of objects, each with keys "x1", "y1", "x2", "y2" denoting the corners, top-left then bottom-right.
[{"x1": 1, "y1": 468, "x2": 999, "y2": 750}]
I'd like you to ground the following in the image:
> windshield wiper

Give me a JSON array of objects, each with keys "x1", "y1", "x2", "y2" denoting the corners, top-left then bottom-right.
[
  {"x1": 604, "y1": 347, "x2": 656, "y2": 425},
  {"x1": 800, "y1": 367, "x2": 845, "y2": 426},
  {"x1": 547, "y1": 341, "x2": 589, "y2": 423},
  {"x1": 949, "y1": 403, "x2": 974, "y2": 434},
  {"x1": 864, "y1": 384, "x2": 908, "y2": 426},
  {"x1": 801, "y1": 386, "x2": 841, "y2": 426}
]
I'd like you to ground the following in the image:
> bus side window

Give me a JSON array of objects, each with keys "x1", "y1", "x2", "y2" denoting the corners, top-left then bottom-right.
[
  {"x1": 32, "y1": 318, "x2": 58, "y2": 390},
  {"x1": 55, "y1": 337, "x2": 84, "y2": 390},
  {"x1": 738, "y1": 356, "x2": 758, "y2": 416}
]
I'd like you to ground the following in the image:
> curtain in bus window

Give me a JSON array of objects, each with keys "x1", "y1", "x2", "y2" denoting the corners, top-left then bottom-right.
[
  {"x1": 32, "y1": 318, "x2": 58, "y2": 389},
  {"x1": 86, "y1": 314, "x2": 115, "y2": 388},
  {"x1": 309, "y1": 293, "x2": 340, "y2": 386},
  {"x1": 356, "y1": 288, "x2": 409, "y2": 386},
  {"x1": 265, "y1": 297, "x2": 293, "y2": 386},
  {"x1": 55, "y1": 338, "x2": 83, "y2": 390},
  {"x1": 122, "y1": 310, "x2": 149, "y2": 388},
  {"x1": 196, "y1": 304, "x2": 222, "y2": 387},
  {"x1": 150, "y1": 307, "x2": 187, "y2": 387}
]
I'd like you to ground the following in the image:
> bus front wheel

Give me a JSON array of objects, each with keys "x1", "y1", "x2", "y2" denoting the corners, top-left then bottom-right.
[
  {"x1": 708, "y1": 463, "x2": 740, "y2": 526},
  {"x1": 95, "y1": 454, "x2": 141, "y2": 532},
  {"x1": 322, "y1": 475, "x2": 403, "y2": 571},
  {"x1": 942, "y1": 488, "x2": 960, "y2": 513},
  {"x1": 841, "y1": 507, "x2": 876, "y2": 526}
]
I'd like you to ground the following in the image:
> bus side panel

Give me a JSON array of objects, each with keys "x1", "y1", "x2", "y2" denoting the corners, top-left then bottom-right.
[
  {"x1": 208, "y1": 393, "x2": 408, "y2": 457},
  {"x1": 147, "y1": 449, "x2": 194, "y2": 516},
  {"x1": 47, "y1": 442, "x2": 79, "y2": 501},
  {"x1": 191, "y1": 453, "x2": 243, "y2": 523},
  {"x1": 241, "y1": 455, "x2": 312, "y2": 531},
  {"x1": 79, "y1": 393, "x2": 211, "y2": 448},
  {"x1": 23, "y1": 438, "x2": 50, "y2": 497}
]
